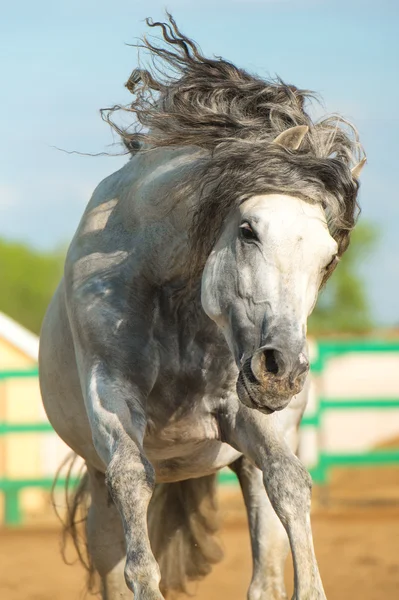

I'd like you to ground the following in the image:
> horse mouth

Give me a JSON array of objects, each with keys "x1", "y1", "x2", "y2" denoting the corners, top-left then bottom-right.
[{"x1": 236, "y1": 370, "x2": 273, "y2": 414}]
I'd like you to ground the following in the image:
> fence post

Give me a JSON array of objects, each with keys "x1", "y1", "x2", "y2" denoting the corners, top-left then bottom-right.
[{"x1": 4, "y1": 488, "x2": 21, "y2": 526}]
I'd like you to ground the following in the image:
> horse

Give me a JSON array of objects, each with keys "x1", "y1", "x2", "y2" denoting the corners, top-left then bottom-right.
[{"x1": 39, "y1": 15, "x2": 366, "y2": 600}]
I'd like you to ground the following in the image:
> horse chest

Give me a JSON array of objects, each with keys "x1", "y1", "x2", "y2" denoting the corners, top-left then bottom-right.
[
  {"x1": 140, "y1": 315, "x2": 240, "y2": 479},
  {"x1": 144, "y1": 397, "x2": 238, "y2": 482},
  {"x1": 145, "y1": 375, "x2": 225, "y2": 448},
  {"x1": 143, "y1": 355, "x2": 239, "y2": 480},
  {"x1": 144, "y1": 407, "x2": 240, "y2": 482}
]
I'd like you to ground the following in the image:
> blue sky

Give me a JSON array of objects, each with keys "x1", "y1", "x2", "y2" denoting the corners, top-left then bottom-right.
[{"x1": 2, "y1": 0, "x2": 398, "y2": 324}]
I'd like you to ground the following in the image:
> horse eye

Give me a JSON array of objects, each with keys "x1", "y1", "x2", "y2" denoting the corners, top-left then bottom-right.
[
  {"x1": 325, "y1": 254, "x2": 339, "y2": 270},
  {"x1": 239, "y1": 222, "x2": 257, "y2": 241}
]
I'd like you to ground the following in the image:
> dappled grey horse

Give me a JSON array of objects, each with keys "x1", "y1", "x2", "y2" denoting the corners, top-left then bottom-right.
[{"x1": 39, "y1": 16, "x2": 366, "y2": 600}]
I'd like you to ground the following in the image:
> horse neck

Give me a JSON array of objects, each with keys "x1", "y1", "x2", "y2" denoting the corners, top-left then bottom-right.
[
  {"x1": 158, "y1": 277, "x2": 226, "y2": 354},
  {"x1": 127, "y1": 145, "x2": 206, "y2": 280},
  {"x1": 125, "y1": 146, "x2": 225, "y2": 350}
]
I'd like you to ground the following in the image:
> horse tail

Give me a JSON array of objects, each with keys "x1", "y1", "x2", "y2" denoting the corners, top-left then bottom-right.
[
  {"x1": 148, "y1": 474, "x2": 223, "y2": 597},
  {"x1": 51, "y1": 452, "x2": 96, "y2": 592}
]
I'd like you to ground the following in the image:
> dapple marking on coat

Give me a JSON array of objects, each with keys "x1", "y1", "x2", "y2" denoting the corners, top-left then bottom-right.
[{"x1": 39, "y1": 14, "x2": 365, "y2": 600}]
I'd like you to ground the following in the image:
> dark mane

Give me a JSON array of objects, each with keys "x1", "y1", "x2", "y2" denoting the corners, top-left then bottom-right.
[{"x1": 102, "y1": 14, "x2": 364, "y2": 279}]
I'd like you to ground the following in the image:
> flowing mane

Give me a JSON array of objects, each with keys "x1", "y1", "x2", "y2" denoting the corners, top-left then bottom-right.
[{"x1": 102, "y1": 14, "x2": 365, "y2": 278}]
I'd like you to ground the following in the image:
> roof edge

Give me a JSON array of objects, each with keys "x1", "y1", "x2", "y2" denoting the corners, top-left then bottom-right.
[{"x1": 0, "y1": 312, "x2": 39, "y2": 362}]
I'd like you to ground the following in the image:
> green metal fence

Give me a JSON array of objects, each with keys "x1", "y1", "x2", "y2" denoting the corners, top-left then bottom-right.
[
  {"x1": 0, "y1": 368, "x2": 73, "y2": 525},
  {"x1": 305, "y1": 340, "x2": 399, "y2": 484},
  {"x1": 1, "y1": 340, "x2": 399, "y2": 524}
]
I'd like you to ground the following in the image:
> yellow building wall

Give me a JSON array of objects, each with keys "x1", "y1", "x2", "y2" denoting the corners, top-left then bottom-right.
[
  {"x1": 4, "y1": 379, "x2": 43, "y2": 477},
  {"x1": 0, "y1": 338, "x2": 35, "y2": 369},
  {"x1": 0, "y1": 336, "x2": 47, "y2": 521}
]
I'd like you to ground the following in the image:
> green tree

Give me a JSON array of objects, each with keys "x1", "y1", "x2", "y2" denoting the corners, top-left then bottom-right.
[
  {"x1": 0, "y1": 239, "x2": 64, "y2": 335},
  {"x1": 309, "y1": 221, "x2": 378, "y2": 334}
]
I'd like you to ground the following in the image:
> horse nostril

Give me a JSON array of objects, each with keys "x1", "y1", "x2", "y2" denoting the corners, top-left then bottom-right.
[{"x1": 264, "y1": 349, "x2": 279, "y2": 375}]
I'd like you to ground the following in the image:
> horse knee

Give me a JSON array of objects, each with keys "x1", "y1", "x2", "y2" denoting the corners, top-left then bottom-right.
[
  {"x1": 105, "y1": 452, "x2": 155, "y2": 506},
  {"x1": 264, "y1": 454, "x2": 312, "y2": 523}
]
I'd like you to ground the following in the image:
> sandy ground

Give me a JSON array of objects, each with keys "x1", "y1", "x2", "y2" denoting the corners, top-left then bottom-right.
[{"x1": 1, "y1": 477, "x2": 399, "y2": 600}]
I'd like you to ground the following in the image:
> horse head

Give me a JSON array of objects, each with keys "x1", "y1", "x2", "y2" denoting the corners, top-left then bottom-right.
[{"x1": 201, "y1": 125, "x2": 365, "y2": 413}]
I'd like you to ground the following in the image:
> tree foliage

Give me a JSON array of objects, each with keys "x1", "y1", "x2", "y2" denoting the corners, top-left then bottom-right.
[
  {"x1": 0, "y1": 239, "x2": 64, "y2": 335},
  {"x1": 0, "y1": 221, "x2": 377, "y2": 336},
  {"x1": 309, "y1": 221, "x2": 378, "y2": 334}
]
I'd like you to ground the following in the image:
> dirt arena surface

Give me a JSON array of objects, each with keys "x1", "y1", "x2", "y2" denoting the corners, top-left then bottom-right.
[{"x1": 1, "y1": 474, "x2": 399, "y2": 600}]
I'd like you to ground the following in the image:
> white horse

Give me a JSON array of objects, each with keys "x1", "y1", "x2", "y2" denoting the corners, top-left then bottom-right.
[{"x1": 39, "y1": 15, "x2": 365, "y2": 600}]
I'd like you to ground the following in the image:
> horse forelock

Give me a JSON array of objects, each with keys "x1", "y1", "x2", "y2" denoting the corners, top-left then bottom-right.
[{"x1": 102, "y1": 13, "x2": 364, "y2": 281}]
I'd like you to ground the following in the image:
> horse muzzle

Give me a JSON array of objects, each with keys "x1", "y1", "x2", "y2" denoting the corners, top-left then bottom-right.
[{"x1": 236, "y1": 345, "x2": 309, "y2": 412}]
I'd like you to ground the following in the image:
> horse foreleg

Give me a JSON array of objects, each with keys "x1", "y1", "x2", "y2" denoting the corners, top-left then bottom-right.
[
  {"x1": 87, "y1": 465, "x2": 132, "y2": 599},
  {"x1": 230, "y1": 456, "x2": 289, "y2": 600},
  {"x1": 222, "y1": 405, "x2": 326, "y2": 600},
  {"x1": 83, "y1": 364, "x2": 164, "y2": 600},
  {"x1": 105, "y1": 444, "x2": 163, "y2": 600}
]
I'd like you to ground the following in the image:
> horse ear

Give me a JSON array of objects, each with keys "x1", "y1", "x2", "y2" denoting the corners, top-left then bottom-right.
[
  {"x1": 272, "y1": 125, "x2": 309, "y2": 150},
  {"x1": 351, "y1": 157, "x2": 367, "y2": 179}
]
